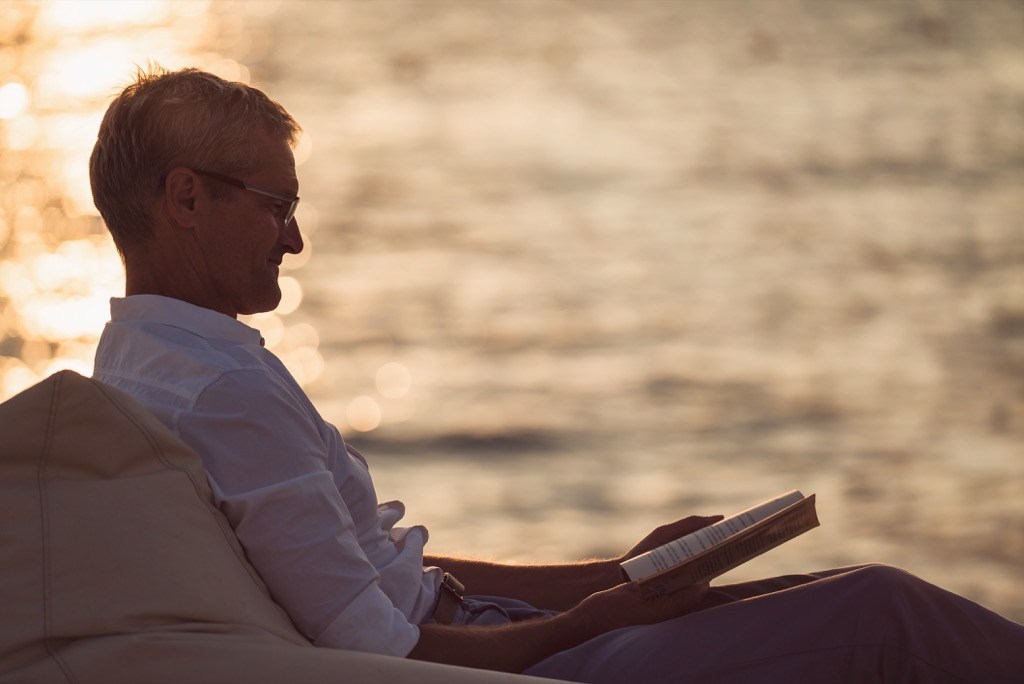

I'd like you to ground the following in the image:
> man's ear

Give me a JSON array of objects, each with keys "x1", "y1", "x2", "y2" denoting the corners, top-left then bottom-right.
[{"x1": 162, "y1": 167, "x2": 201, "y2": 229}]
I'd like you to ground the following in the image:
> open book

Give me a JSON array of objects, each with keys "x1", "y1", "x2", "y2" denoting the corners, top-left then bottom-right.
[{"x1": 620, "y1": 490, "x2": 819, "y2": 597}]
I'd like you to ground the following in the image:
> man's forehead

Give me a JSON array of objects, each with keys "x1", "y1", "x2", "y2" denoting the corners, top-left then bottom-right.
[{"x1": 253, "y1": 129, "x2": 299, "y2": 191}]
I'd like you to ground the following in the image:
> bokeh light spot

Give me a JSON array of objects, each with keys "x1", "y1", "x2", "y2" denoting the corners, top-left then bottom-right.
[
  {"x1": 248, "y1": 311, "x2": 284, "y2": 349},
  {"x1": 1, "y1": 360, "x2": 38, "y2": 399},
  {"x1": 282, "y1": 345, "x2": 324, "y2": 385},
  {"x1": 0, "y1": 82, "x2": 29, "y2": 119},
  {"x1": 276, "y1": 275, "x2": 303, "y2": 315},
  {"x1": 205, "y1": 58, "x2": 250, "y2": 84},
  {"x1": 35, "y1": 0, "x2": 178, "y2": 32},
  {"x1": 39, "y1": 40, "x2": 138, "y2": 100},
  {"x1": 283, "y1": 321, "x2": 319, "y2": 349},
  {"x1": 346, "y1": 395, "x2": 381, "y2": 432},
  {"x1": 294, "y1": 130, "x2": 313, "y2": 166},
  {"x1": 294, "y1": 203, "x2": 318, "y2": 235},
  {"x1": 376, "y1": 361, "x2": 412, "y2": 398},
  {"x1": 3, "y1": 114, "x2": 38, "y2": 150}
]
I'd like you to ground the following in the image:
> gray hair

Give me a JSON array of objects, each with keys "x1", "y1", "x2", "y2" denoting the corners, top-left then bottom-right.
[{"x1": 89, "y1": 66, "x2": 300, "y2": 259}]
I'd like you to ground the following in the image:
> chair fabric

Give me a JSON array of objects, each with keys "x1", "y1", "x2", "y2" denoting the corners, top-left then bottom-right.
[{"x1": 0, "y1": 371, "x2": 551, "y2": 684}]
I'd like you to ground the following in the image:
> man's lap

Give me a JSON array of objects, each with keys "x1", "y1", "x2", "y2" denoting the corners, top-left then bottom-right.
[
  {"x1": 447, "y1": 565, "x2": 876, "y2": 629},
  {"x1": 525, "y1": 565, "x2": 900, "y2": 682},
  {"x1": 506, "y1": 564, "x2": 1023, "y2": 683}
]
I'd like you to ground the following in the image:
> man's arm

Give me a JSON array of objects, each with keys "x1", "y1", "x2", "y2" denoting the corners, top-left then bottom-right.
[
  {"x1": 179, "y1": 371, "x2": 422, "y2": 655},
  {"x1": 422, "y1": 555, "x2": 618, "y2": 611},
  {"x1": 409, "y1": 580, "x2": 709, "y2": 673},
  {"x1": 424, "y1": 515, "x2": 722, "y2": 610}
]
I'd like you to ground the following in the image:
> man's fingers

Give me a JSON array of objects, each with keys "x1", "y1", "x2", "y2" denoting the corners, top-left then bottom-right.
[{"x1": 621, "y1": 514, "x2": 728, "y2": 564}]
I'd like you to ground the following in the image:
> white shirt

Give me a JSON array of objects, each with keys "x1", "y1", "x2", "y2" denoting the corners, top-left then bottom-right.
[{"x1": 92, "y1": 295, "x2": 440, "y2": 657}]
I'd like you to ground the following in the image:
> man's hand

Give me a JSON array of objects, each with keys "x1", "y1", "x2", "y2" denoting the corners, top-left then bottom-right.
[
  {"x1": 426, "y1": 515, "x2": 725, "y2": 611},
  {"x1": 619, "y1": 515, "x2": 724, "y2": 564},
  {"x1": 576, "y1": 579, "x2": 710, "y2": 634},
  {"x1": 412, "y1": 517, "x2": 721, "y2": 672},
  {"x1": 411, "y1": 579, "x2": 710, "y2": 673}
]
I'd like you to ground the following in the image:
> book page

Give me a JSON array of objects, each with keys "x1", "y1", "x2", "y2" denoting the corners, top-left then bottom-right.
[
  {"x1": 632, "y1": 494, "x2": 819, "y2": 596},
  {"x1": 621, "y1": 490, "x2": 805, "y2": 582}
]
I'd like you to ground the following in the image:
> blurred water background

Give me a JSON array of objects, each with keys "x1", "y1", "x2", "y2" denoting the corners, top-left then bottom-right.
[{"x1": 1, "y1": 0, "x2": 1022, "y2": 621}]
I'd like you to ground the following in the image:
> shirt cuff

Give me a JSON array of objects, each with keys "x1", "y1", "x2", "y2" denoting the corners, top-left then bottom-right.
[{"x1": 312, "y1": 582, "x2": 420, "y2": 657}]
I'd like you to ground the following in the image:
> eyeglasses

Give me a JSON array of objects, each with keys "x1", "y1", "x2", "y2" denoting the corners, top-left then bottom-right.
[{"x1": 191, "y1": 168, "x2": 300, "y2": 225}]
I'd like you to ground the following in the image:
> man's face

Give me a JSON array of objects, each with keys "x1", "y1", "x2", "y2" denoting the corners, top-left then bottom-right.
[{"x1": 197, "y1": 128, "x2": 303, "y2": 318}]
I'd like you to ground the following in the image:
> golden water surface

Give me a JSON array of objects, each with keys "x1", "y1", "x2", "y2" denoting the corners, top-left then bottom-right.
[{"x1": 1, "y1": 0, "x2": 1022, "y2": 621}]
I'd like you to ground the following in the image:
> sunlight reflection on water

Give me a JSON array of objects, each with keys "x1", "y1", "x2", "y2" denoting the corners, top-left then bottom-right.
[
  {"x1": 0, "y1": 0, "x2": 320, "y2": 397},
  {"x1": 1, "y1": 0, "x2": 1022, "y2": 623}
]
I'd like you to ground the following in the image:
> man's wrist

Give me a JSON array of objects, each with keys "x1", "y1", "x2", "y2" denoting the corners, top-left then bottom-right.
[{"x1": 591, "y1": 557, "x2": 626, "y2": 590}]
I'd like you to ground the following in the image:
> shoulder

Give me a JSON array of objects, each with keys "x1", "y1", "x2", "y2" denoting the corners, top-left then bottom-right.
[
  {"x1": 94, "y1": 320, "x2": 256, "y2": 405},
  {"x1": 193, "y1": 366, "x2": 313, "y2": 423},
  {"x1": 180, "y1": 367, "x2": 337, "y2": 490}
]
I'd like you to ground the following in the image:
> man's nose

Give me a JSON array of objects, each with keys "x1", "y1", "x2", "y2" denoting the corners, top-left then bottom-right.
[{"x1": 281, "y1": 217, "x2": 303, "y2": 254}]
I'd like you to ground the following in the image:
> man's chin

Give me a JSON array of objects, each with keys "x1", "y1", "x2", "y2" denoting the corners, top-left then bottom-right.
[{"x1": 238, "y1": 289, "x2": 282, "y2": 317}]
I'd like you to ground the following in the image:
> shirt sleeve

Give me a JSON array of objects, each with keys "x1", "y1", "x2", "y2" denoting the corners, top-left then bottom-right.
[{"x1": 177, "y1": 369, "x2": 419, "y2": 657}]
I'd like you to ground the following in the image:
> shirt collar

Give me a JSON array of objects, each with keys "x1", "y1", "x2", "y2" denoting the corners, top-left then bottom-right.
[{"x1": 109, "y1": 295, "x2": 265, "y2": 347}]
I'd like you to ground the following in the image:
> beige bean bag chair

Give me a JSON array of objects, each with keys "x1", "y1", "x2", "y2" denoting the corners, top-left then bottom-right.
[{"x1": 0, "y1": 371, "x2": 559, "y2": 683}]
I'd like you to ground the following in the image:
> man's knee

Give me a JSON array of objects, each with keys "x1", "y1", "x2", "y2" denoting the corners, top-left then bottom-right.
[
  {"x1": 841, "y1": 563, "x2": 936, "y2": 631},
  {"x1": 849, "y1": 563, "x2": 920, "y2": 591}
]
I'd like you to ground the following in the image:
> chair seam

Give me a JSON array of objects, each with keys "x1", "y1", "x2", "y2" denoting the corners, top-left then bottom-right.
[
  {"x1": 38, "y1": 373, "x2": 78, "y2": 684},
  {"x1": 91, "y1": 380, "x2": 275, "y2": 597}
]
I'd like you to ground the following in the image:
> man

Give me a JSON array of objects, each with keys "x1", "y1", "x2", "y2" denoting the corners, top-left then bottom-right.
[{"x1": 90, "y1": 68, "x2": 1023, "y2": 682}]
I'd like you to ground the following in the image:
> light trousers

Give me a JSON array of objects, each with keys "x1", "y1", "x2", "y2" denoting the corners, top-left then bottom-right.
[{"x1": 448, "y1": 564, "x2": 1024, "y2": 683}]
